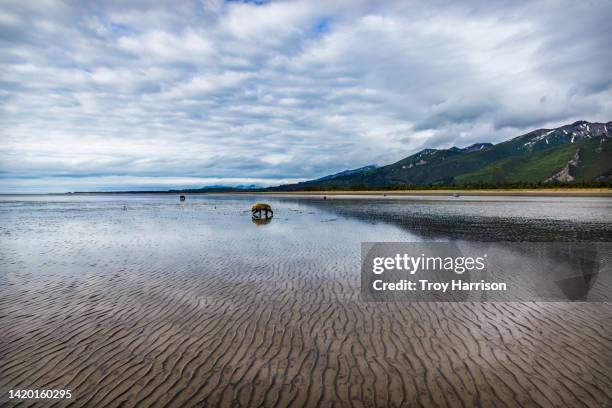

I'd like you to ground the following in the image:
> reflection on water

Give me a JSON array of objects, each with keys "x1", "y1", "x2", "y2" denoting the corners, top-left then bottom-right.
[
  {"x1": 252, "y1": 217, "x2": 272, "y2": 226},
  {"x1": 1, "y1": 194, "x2": 611, "y2": 282},
  {"x1": 285, "y1": 196, "x2": 612, "y2": 241}
]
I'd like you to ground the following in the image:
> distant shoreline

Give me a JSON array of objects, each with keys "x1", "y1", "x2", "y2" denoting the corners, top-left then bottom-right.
[
  {"x1": 228, "y1": 189, "x2": 612, "y2": 197},
  {"x1": 3, "y1": 188, "x2": 612, "y2": 197}
]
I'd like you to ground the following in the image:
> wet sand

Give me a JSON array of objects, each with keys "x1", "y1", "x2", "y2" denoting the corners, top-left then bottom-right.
[{"x1": 1, "y1": 195, "x2": 611, "y2": 407}]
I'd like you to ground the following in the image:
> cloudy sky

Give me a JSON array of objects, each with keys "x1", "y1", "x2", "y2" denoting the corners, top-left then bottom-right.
[{"x1": 1, "y1": 0, "x2": 611, "y2": 192}]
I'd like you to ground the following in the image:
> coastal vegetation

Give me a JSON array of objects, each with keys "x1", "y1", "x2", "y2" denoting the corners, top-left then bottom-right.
[{"x1": 269, "y1": 121, "x2": 612, "y2": 192}]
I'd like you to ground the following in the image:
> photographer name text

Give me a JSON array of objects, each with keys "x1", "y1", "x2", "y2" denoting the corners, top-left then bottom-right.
[{"x1": 372, "y1": 279, "x2": 507, "y2": 292}]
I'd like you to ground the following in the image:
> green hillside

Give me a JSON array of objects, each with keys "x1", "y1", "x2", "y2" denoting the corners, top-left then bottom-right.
[
  {"x1": 456, "y1": 143, "x2": 579, "y2": 184},
  {"x1": 273, "y1": 121, "x2": 612, "y2": 190},
  {"x1": 572, "y1": 138, "x2": 612, "y2": 182}
]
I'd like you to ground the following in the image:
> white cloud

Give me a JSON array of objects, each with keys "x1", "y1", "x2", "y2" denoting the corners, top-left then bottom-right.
[
  {"x1": 0, "y1": 0, "x2": 611, "y2": 192},
  {"x1": 118, "y1": 29, "x2": 214, "y2": 61}
]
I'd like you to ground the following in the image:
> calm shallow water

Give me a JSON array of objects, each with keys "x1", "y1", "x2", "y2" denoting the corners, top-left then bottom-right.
[
  {"x1": 1, "y1": 194, "x2": 612, "y2": 269},
  {"x1": 1, "y1": 193, "x2": 611, "y2": 281}
]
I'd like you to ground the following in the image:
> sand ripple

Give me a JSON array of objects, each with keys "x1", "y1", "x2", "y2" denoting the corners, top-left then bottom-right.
[{"x1": 1, "y1": 197, "x2": 611, "y2": 407}]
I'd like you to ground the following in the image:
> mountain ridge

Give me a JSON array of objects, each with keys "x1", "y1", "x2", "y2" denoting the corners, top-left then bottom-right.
[
  {"x1": 314, "y1": 165, "x2": 378, "y2": 182},
  {"x1": 271, "y1": 120, "x2": 612, "y2": 190}
]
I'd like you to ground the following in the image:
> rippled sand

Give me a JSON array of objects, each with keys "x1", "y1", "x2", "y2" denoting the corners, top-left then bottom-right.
[{"x1": 1, "y1": 195, "x2": 611, "y2": 407}]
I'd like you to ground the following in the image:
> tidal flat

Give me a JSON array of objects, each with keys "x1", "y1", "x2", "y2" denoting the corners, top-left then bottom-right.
[{"x1": 1, "y1": 194, "x2": 611, "y2": 407}]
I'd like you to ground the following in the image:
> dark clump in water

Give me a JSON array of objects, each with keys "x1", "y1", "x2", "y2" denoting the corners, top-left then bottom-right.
[{"x1": 297, "y1": 197, "x2": 612, "y2": 242}]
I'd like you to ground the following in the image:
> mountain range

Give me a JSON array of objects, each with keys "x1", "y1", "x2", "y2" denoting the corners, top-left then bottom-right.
[{"x1": 272, "y1": 120, "x2": 612, "y2": 190}]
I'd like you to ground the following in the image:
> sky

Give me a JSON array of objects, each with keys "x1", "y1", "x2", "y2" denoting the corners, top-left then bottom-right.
[{"x1": 1, "y1": 0, "x2": 611, "y2": 193}]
